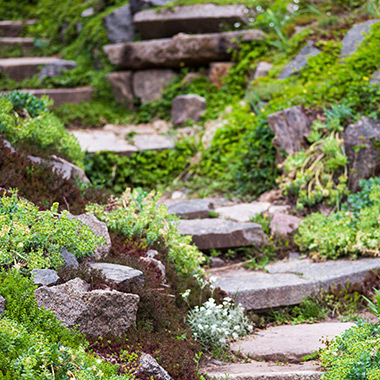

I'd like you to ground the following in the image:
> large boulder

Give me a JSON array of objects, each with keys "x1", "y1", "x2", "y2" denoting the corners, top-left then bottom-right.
[
  {"x1": 267, "y1": 106, "x2": 311, "y2": 159},
  {"x1": 132, "y1": 69, "x2": 177, "y2": 104},
  {"x1": 344, "y1": 116, "x2": 380, "y2": 192},
  {"x1": 135, "y1": 353, "x2": 173, "y2": 380},
  {"x1": 104, "y1": 30, "x2": 263, "y2": 69},
  {"x1": 178, "y1": 219, "x2": 267, "y2": 250},
  {"x1": 133, "y1": 4, "x2": 249, "y2": 39},
  {"x1": 35, "y1": 278, "x2": 139, "y2": 338},
  {"x1": 38, "y1": 59, "x2": 76, "y2": 79},
  {"x1": 106, "y1": 71, "x2": 134, "y2": 109},
  {"x1": 341, "y1": 20, "x2": 380, "y2": 57},
  {"x1": 68, "y1": 213, "x2": 111, "y2": 259},
  {"x1": 130, "y1": 0, "x2": 174, "y2": 15},
  {"x1": 279, "y1": 41, "x2": 320, "y2": 79},
  {"x1": 171, "y1": 94, "x2": 206, "y2": 126},
  {"x1": 103, "y1": 4, "x2": 135, "y2": 43}
]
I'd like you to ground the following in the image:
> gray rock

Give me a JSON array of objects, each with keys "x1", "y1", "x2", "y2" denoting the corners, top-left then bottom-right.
[
  {"x1": 279, "y1": 42, "x2": 320, "y2": 79},
  {"x1": 28, "y1": 155, "x2": 90, "y2": 183},
  {"x1": 254, "y1": 61, "x2": 273, "y2": 79},
  {"x1": 0, "y1": 295, "x2": 5, "y2": 315},
  {"x1": 38, "y1": 60, "x2": 77, "y2": 79},
  {"x1": 81, "y1": 7, "x2": 94, "y2": 17},
  {"x1": 232, "y1": 323, "x2": 353, "y2": 362},
  {"x1": 103, "y1": 4, "x2": 135, "y2": 44},
  {"x1": 133, "y1": 69, "x2": 177, "y2": 104},
  {"x1": 206, "y1": 361, "x2": 322, "y2": 380},
  {"x1": 209, "y1": 62, "x2": 233, "y2": 89},
  {"x1": 60, "y1": 247, "x2": 79, "y2": 270},
  {"x1": 89, "y1": 262, "x2": 144, "y2": 286},
  {"x1": 3, "y1": 139, "x2": 16, "y2": 153},
  {"x1": 341, "y1": 20, "x2": 380, "y2": 57},
  {"x1": 213, "y1": 257, "x2": 380, "y2": 310},
  {"x1": 270, "y1": 213, "x2": 301, "y2": 236},
  {"x1": 370, "y1": 70, "x2": 380, "y2": 84},
  {"x1": 267, "y1": 106, "x2": 311, "y2": 158},
  {"x1": 210, "y1": 257, "x2": 226, "y2": 268},
  {"x1": 130, "y1": 0, "x2": 174, "y2": 15},
  {"x1": 107, "y1": 71, "x2": 134, "y2": 109},
  {"x1": 132, "y1": 134, "x2": 175, "y2": 151},
  {"x1": 166, "y1": 199, "x2": 214, "y2": 219},
  {"x1": 32, "y1": 269, "x2": 59, "y2": 286},
  {"x1": 267, "y1": 205, "x2": 290, "y2": 217},
  {"x1": 178, "y1": 219, "x2": 267, "y2": 250},
  {"x1": 104, "y1": 30, "x2": 263, "y2": 69},
  {"x1": 344, "y1": 116, "x2": 380, "y2": 192},
  {"x1": 68, "y1": 213, "x2": 111, "y2": 259},
  {"x1": 215, "y1": 202, "x2": 271, "y2": 223},
  {"x1": 35, "y1": 278, "x2": 139, "y2": 338},
  {"x1": 171, "y1": 94, "x2": 206, "y2": 126},
  {"x1": 70, "y1": 129, "x2": 138, "y2": 154},
  {"x1": 135, "y1": 353, "x2": 173, "y2": 380},
  {"x1": 133, "y1": 4, "x2": 249, "y2": 39}
]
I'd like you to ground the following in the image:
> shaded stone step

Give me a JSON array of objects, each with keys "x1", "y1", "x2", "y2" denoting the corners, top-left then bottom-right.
[
  {"x1": 0, "y1": 56, "x2": 59, "y2": 80},
  {"x1": 212, "y1": 257, "x2": 380, "y2": 311},
  {"x1": 205, "y1": 361, "x2": 323, "y2": 380},
  {"x1": 71, "y1": 127, "x2": 174, "y2": 154},
  {"x1": 0, "y1": 37, "x2": 49, "y2": 54},
  {"x1": 104, "y1": 29, "x2": 263, "y2": 69},
  {"x1": 134, "y1": 4, "x2": 250, "y2": 40},
  {"x1": 178, "y1": 219, "x2": 267, "y2": 250},
  {"x1": 5, "y1": 87, "x2": 94, "y2": 107},
  {"x1": 0, "y1": 21, "x2": 23, "y2": 37},
  {"x1": 232, "y1": 322, "x2": 353, "y2": 362}
]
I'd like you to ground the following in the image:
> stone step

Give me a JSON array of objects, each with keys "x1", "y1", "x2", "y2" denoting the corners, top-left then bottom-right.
[
  {"x1": 0, "y1": 20, "x2": 37, "y2": 37},
  {"x1": 133, "y1": 4, "x2": 250, "y2": 40},
  {"x1": 205, "y1": 361, "x2": 323, "y2": 379},
  {"x1": 0, "y1": 56, "x2": 59, "y2": 81},
  {"x1": 3, "y1": 87, "x2": 94, "y2": 107},
  {"x1": 178, "y1": 218, "x2": 267, "y2": 250},
  {"x1": 231, "y1": 322, "x2": 353, "y2": 362},
  {"x1": 212, "y1": 257, "x2": 380, "y2": 311},
  {"x1": 0, "y1": 37, "x2": 49, "y2": 54},
  {"x1": 71, "y1": 126, "x2": 175, "y2": 154},
  {"x1": 104, "y1": 29, "x2": 263, "y2": 69}
]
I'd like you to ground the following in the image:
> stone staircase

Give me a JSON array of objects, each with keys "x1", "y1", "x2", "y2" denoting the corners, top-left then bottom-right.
[
  {"x1": 164, "y1": 197, "x2": 380, "y2": 379},
  {"x1": 0, "y1": 21, "x2": 93, "y2": 107}
]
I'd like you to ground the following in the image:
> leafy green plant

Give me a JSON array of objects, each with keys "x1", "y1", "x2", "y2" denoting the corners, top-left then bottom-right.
[
  {"x1": 0, "y1": 190, "x2": 102, "y2": 269},
  {"x1": 0, "y1": 92, "x2": 84, "y2": 166},
  {"x1": 278, "y1": 106, "x2": 351, "y2": 209},
  {"x1": 87, "y1": 188, "x2": 204, "y2": 276}
]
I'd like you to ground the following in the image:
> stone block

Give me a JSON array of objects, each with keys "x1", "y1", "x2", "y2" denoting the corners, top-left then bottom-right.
[{"x1": 171, "y1": 94, "x2": 206, "y2": 126}]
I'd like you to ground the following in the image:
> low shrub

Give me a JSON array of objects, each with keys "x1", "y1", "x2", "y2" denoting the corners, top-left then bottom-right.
[
  {"x1": 0, "y1": 91, "x2": 84, "y2": 166},
  {"x1": 87, "y1": 188, "x2": 204, "y2": 276},
  {"x1": 0, "y1": 190, "x2": 102, "y2": 269}
]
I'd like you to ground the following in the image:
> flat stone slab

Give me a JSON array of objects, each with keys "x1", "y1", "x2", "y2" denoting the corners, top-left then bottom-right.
[
  {"x1": 231, "y1": 323, "x2": 353, "y2": 362},
  {"x1": 71, "y1": 129, "x2": 138, "y2": 154},
  {"x1": 32, "y1": 269, "x2": 59, "y2": 286},
  {"x1": 89, "y1": 262, "x2": 144, "y2": 286},
  {"x1": 134, "y1": 4, "x2": 249, "y2": 39},
  {"x1": 166, "y1": 199, "x2": 214, "y2": 219},
  {"x1": 0, "y1": 21, "x2": 23, "y2": 37},
  {"x1": 132, "y1": 134, "x2": 175, "y2": 151},
  {"x1": 10, "y1": 87, "x2": 94, "y2": 107},
  {"x1": 205, "y1": 361, "x2": 323, "y2": 380},
  {"x1": 215, "y1": 202, "x2": 271, "y2": 222},
  {"x1": 178, "y1": 219, "x2": 266, "y2": 250},
  {"x1": 104, "y1": 30, "x2": 263, "y2": 69},
  {"x1": 212, "y1": 257, "x2": 380, "y2": 310},
  {"x1": 0, "y1": 57, "x2": 59, "y2": 81},
  {"x1": 341, "y1": 20, "x2": 380, "y2": 57}
]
